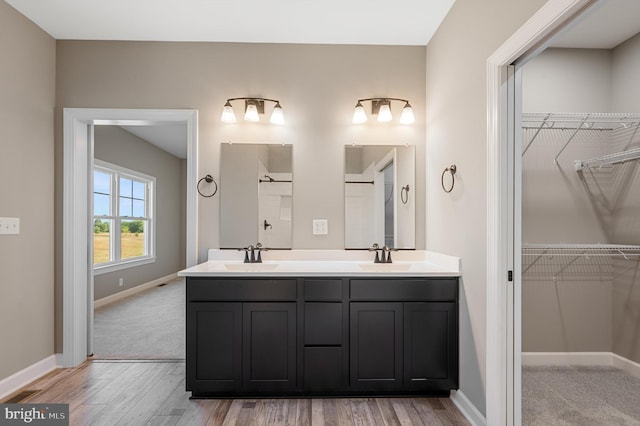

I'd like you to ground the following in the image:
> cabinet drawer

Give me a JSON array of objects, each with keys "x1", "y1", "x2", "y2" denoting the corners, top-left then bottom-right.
[
  {"x1": 187, "y1": 278, "x2": 297, "y2": 301},
  {"x1": 304, "y1": 279, "x2": 343, "y2": 301},
  {"x1": 304, "y1": 302, "x2": 342, "y2": 345},
  {"x1": 350, "y1": 278, "x2": 457, "y2": 301}
]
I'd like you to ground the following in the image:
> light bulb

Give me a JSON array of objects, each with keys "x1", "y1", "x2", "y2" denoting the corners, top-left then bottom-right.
[
  {"x1": 377, "y1": 103, "x2": 392, "y2": 122},
  {"x1": 270, "y1": 102, "x2": 285, "y2": 125},
  {"x1": 220, "y1": 101, "x2": 236, "y2": 123},
  {"x1": 244, "y1": 103, "x2": 260, "y2": 122},
  {"x1": 352, "y1": 101, "x2": 367, "y2": 124},
  {"x1": 400, "y1": 102, "x2": 415, "y2": 124}
]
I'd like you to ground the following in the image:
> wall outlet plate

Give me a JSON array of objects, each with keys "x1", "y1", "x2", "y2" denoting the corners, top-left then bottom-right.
[
  {"x1": 0, "y1": 217, "x2": 20, "y2": 235},
  {"x1": 312, "y1": 219, "x2": 328, "y2": 235}
]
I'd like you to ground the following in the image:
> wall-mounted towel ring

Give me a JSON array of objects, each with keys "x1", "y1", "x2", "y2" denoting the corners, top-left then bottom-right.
[
  {"x1": 401, "y1": 185, "x2": 410, "y2": 204},
  {"x1": 197, "y1": 174, "x2": 218, "y2": 198},
  {"x1": 441, "y1": 164, "x2": 457, "y2": 193}
]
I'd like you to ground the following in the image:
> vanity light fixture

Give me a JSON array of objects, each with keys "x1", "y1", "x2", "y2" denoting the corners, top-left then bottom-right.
[
  {"x1": 352, "y1": 98, "x2": 415, "y2": 124},
  {"x1": 221, "y1": 97, "x2": 285, "y2": 125}
]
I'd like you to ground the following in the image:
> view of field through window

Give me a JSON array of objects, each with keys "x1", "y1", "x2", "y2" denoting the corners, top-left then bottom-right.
[{"x1": 93, "y1": 163, "x2": 150, "y2": 266}]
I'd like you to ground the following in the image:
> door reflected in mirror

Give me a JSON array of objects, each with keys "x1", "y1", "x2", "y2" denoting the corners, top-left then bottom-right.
[
  {"x1": 220, "y1": 144, "x2": 292, "y2": 249},
  {"x1": 344, "y1": 145, "x2": 415, "y2": 249}
]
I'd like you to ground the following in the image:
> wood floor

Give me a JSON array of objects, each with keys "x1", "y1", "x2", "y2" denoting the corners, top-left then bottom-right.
[{"x1": 3, "y1": 360, "x2": 470, "y2": 425}]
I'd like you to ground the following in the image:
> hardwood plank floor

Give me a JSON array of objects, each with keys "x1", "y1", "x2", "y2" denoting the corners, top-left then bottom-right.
[{"x1": 2, "y1": 361, "x2": 470, "y2": 425}]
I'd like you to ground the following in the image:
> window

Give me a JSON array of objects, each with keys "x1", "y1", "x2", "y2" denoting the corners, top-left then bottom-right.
[{"x1": 93, "y1": 160, "x2": 155, "y2": 274}]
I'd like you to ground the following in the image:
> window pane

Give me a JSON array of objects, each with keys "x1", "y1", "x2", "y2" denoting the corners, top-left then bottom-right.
[
  {"x1": 121, "y1": 220, "x2": 145, "y2": 259},
  {"x1": 132, "y1": 181, "x2": 145, "y2": 199},
  {"x1": 120, "y1": 178, "x2": 132, "y2": 197},
  {"x1": 94, "y1": 171, "x2": 111, "y2": 195},
  {"x1": 94, "y1": 194, "x2": 110, "y2": 216},
  {"x1": 133, "y1": 200, "x2": 145, "y2": 217},
  {"x1": 119, "y1": 197, "x2": 132, "y2": 216},
  {"x1": 93, "y1": 219, "x2": 111, "y2": 264}
]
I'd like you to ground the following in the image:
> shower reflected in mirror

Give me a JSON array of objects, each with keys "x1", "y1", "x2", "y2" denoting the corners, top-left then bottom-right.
[
  {"x1": 220, "y1": 143, "x2": 292, "y2": 249},
  {"x1": 344, "y1": 145, "x2": 415, "y2": 249}
]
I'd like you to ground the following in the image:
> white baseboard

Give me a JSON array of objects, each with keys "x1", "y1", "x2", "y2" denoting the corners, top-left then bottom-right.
[
  {"x1": 0, "y1": 355, "x2": 59, "y2": 401},
  {"x1": 612, "y1": 353, "x2": 640, "y2": 379},
  {"x1": 451, "y1": 389, "x2": 486, "y2": 426},
  {"x1": 94, "y1": 273, "x2": 178, "y2": 308},
  {"x1": 523, "y1": 352, "x2": 640, "y2": 378},
  {"x1": 522, "y1": 352, "x2": 613, "y2": 366}
]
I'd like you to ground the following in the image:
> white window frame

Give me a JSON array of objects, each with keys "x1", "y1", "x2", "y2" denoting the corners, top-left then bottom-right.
[{"x1": 93, "y1": 159, "x2": 156, "y2": 275}]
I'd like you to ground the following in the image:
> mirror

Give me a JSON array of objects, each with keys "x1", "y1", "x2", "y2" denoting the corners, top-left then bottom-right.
[
  {"x1": 344, "y1": 145, "x2": 415, "y2": 249},
  {"x1": 220, "y1": 144, "x2": 293, "y2": 249}
]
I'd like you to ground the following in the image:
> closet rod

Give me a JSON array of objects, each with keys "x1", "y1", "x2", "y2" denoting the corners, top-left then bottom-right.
[{"x1": 574, "y1": 147, "x2": 640, "y2": 171}]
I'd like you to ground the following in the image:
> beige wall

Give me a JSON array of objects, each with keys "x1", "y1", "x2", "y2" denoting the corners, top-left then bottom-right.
[
  {"x1": 425, "y1": 0, "x2": 547, "y2": 416},
  {"x1": 0, "y1": 1, "x2": 56, "y2": 380},
  {"x1": 55, "y1": 41, "x2": 427, "y2": 258},
  {"x1": 522, "y1": 48, "x2": 612, "y2": 113},
  {"x1": 93, "y1": 126, "x2": 185, "y2": 300}
]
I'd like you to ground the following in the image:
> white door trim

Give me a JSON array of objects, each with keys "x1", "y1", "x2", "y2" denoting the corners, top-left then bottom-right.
[
  {"x1": 62, "y1": 108, "x2": 198, "y2": 368},
  {"x1": 485, "y1": 1, "x2": 597, "y2": 424}
]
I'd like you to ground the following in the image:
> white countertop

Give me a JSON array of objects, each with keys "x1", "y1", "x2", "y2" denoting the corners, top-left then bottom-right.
[{"x1": 178, "y1": 250, "x2": 461, "y2": 277}]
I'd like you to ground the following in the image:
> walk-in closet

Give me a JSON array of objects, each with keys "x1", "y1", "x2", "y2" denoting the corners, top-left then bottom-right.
[{"x1": 520, "y1": 25, "x2": 640, "y2": 425}]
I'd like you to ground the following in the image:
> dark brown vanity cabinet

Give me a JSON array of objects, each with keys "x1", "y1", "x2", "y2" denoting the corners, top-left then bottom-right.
[
  {"x1": 186, "y1": 276, "x2": 458, "y2": 397},
  {"x1": 186, "y1": 278, "x2": 297, "y2": 396}
]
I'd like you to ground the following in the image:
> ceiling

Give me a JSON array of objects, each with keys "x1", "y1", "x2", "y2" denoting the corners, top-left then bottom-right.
[
  {"x1": 119, "y1": 124, "x2": 187, "y2": 159},
  {"x1": 5, "y1": 0, "x2": 456, "y2": 46},
  {"x1": 549, "y1": 0, "x2": 640, "y2": 48}
]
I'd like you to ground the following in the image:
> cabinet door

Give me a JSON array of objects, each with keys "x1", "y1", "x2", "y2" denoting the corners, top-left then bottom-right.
[
  {"x1": 404, "y1": 302, "x2": 458, "y2": 391},
  {"x1": 350, "y1": 302, "x2": 403, "y2": 391},
  {"x1": 243, "y1": 303, "x2": 297, "y2": 391},
  {"x1": 186, "y1": 302, "x2": 242, "y2": 392}
]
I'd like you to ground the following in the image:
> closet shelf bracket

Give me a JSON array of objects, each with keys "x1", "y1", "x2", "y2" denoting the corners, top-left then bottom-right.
[
  {"x1": 553, "y1": 114, "x2": 590, "y2": 164},
  {"x1": 522, "y1": 113, "x2": 551, "y2": 156}
]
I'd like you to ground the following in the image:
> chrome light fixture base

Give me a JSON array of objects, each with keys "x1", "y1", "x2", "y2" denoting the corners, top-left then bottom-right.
[
  {"x1": 352, "y1": 97, "x2": 415, "y2": 125},
  {"x1": 221, "y1": 97, "x2": 285, "y2": 125}
]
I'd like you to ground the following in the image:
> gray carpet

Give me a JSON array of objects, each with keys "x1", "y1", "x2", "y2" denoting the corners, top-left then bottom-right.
[
  {"x1": 523, "y1": 366, "x2": 640, "y2": 425},
  {"x1": 93, "y1": 277, "x2": 185, "y2": 359}
]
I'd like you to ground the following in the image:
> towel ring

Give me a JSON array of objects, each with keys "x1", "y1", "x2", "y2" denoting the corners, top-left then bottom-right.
[
  {"x1": 441, "y1": 164, "x2": 457, "y2": 193},
  {"x1": 400, "y1": 185, "x2": 410, "y2": 204},
  {"x1": 197, "y1": 174, "x2": 218, "y2": 198}
]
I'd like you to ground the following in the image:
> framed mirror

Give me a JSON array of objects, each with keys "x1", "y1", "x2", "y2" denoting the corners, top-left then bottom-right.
[
  {"x1": 220, "y1": 143, "x2": 293, "y2": 249},
  {"x1": 344, "y1": 145, "x2": 415, "y2": 249}
]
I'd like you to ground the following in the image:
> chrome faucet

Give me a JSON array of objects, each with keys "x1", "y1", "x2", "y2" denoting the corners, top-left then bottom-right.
[
  {"x1": 381, "y1": 245, "x2": 398, "y2": 263},
  {"x1": 239, "y1": 243, "x2": 267, "y2": 263},
  {"x1": 369, "y1": 243, "x2": 382, "y2": 263}
]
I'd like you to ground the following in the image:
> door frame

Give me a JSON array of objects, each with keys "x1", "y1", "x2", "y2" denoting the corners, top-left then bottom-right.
[
  {"x1": 485, "y1": 0, "x2": 598, "y2": 424},
  {"x1": 62, "y1": 108, "x2": 198, "y2": 368}
]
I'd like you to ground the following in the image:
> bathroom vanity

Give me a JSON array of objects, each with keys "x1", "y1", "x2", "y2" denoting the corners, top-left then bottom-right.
[{"x1": 179, "y1": 250, "x2": 460, "y2": 398}]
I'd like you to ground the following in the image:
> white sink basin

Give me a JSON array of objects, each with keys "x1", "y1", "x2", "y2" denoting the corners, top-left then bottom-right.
[
  {"x1": 224, "y1": 263, "x2": 279, "y2": 271},
  {"x1": 357, "y1": 263, "x2": 413, "y2": 272}
]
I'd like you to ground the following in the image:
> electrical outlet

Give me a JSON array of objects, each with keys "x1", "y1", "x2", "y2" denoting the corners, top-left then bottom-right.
[
  {"x1": 119, "y1": 278, "x2": 124, "y2": 287},
  {"x1": 0, "y1": 217, "x2": 20, "y2": 235},
  {"x1": 312, "y1": 219, "x2": 328, "y2": 235}
]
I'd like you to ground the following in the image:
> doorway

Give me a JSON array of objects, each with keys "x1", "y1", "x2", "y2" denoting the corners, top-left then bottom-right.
[
  {"x1": 488, "y1": 0, "x2": 640, "y2": 424},
  {"x1": 90, "y1": 123, "x2": 188, "y2": 360},
  {"x1": 62, "y1": 108, "x2": 198, "y2": 368}
]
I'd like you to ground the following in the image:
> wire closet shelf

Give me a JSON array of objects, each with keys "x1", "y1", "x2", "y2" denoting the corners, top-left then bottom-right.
[
  {"x1": 521, "y1": 112, "x2": 640, "y2": 161},
  {"x1": 522, "y1": 244, "x2": 640, "y2": 282}
]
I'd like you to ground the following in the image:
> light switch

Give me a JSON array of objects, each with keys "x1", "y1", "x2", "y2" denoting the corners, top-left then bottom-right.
[
  {"x1": 312, "y1": 219, "x2": 328, "y2": 235},
  {"x1": 0, "y1": 217, "x2": 20, "y2": 235}
]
